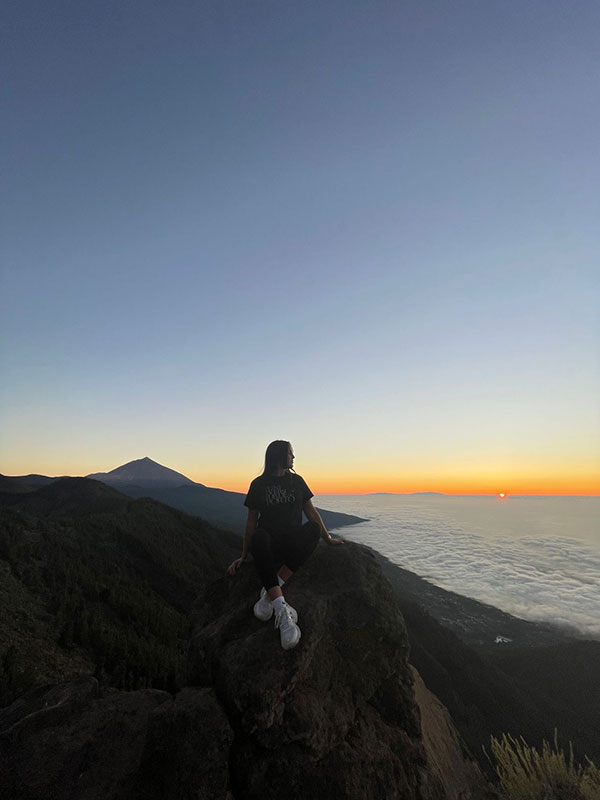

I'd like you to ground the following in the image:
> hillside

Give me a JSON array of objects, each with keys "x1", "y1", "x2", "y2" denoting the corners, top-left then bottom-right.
[
  {"x1": 0, "y1": 476, "x2": 35, "y2": 494},
  {"x1": 375, "y1": 552, "x2": 600, "y2": 768},
  {"x1": 374, "y1": 552, "x2": 574, "y2": 651},
  {"x1": 0, "y1": 479, "x2": 240, "y2": 703}
]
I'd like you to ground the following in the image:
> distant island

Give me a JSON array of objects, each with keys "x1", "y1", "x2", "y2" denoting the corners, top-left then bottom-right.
[{"x1": 367, "y1": 491, "x2": 446, "y2": 496}]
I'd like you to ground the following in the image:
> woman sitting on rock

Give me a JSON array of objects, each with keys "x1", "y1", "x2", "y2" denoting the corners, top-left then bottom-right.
[{"x1": 227, "y1": 440, "x2": 343, "y2": 650}]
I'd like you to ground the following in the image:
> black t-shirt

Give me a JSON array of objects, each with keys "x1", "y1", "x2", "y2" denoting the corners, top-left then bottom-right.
[{"x1": 244, "y1": 472, "x2": 314, "y2": 533}]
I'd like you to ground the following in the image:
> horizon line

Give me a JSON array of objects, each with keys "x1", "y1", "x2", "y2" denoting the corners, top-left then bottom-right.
[{"x1": 1, "y1": 467, "x2": 598, "y2": 498}]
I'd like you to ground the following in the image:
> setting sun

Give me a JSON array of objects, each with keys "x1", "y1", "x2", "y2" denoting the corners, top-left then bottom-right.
[{"x1": 498, "y1": 493, "x2": 506, "y2": 498}]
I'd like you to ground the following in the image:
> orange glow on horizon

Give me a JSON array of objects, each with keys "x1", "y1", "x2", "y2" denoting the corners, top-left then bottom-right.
[
  {"x1": 2, "y1": 457, "x2": 598, "y2": 498},
  {"x1": 196, "y1": 473, "x2": 599, "y2": 497}
]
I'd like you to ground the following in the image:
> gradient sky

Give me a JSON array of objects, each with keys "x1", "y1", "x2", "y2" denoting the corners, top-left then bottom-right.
[{"x1": 1, "y1": 0, "x2": 599, "y2": 494}]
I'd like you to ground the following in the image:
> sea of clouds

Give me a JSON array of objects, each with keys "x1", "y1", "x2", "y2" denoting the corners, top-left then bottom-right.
[{"x1": 317, "y1": 495, "x2": 600, "y2": 639}]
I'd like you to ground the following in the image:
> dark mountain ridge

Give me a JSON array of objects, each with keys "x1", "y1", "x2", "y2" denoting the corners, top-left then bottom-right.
[
  {"x1": 4, "y1": 459, "x2": 368, "y2": 533},
  {"x1": 0, "y1": 473, "x2": 65, "y2": 490},
  {"x1": 0, "y1": 476, "x2": 34, "y2": 494},
  {"x1": 1, "y1": 477, "x2": 132, "y2": 517}
]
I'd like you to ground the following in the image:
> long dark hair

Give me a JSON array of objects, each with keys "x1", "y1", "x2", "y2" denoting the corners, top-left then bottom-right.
[{"x1": 262, "y1": 440, "x2": 292, "y2": 476}]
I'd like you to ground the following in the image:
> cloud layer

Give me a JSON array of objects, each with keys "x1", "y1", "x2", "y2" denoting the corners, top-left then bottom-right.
[{"x1": 321, "y1": 496, "x2": 600, "y2": 638}]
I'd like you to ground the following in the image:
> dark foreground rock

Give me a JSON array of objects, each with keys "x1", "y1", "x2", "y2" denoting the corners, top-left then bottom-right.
[
  {"x1": 0, "y1": 677, "x2": 233, "y2": 800},
  {"x1": 190, "y1": 541, "x2": 486, "y2": 799},
  {"x1": 1, "y1": 542, "x2": 488, "y2": 800}
]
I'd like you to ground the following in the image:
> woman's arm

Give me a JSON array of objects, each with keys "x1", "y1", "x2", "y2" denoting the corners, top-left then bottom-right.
[
  {"x1": 227, "y1": 509, "x2": 259, "y2": 574},
  {"x1": 241, "y1": 508, "x2": 258, "y2": 558},
  {"x1": 303, "y1": 499, "x2": 344, "y2": 545}
]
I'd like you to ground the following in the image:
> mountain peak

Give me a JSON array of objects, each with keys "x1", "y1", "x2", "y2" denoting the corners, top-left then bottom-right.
[
  {"x1": 86, "y1": 458, "x2": 195, "y2": 487},
  {"x1": 119, "y1": 456, "x2": 162, "y2": 470}
]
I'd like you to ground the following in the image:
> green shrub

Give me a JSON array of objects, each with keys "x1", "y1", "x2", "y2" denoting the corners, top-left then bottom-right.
[{"x1": 487, "y1": 731, "x2": 600, "y2": 800}]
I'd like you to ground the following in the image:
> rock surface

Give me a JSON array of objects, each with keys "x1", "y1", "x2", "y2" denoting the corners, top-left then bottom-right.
[
  {"x1": 0, "y1": 677, "x2": 233, "y2": 800},
  {"x1": 1, "y1": 540, "x2": 489, "y2": 799},
  {"x1": 190, "y1": 541, "x2": 485, "y2": 799}
]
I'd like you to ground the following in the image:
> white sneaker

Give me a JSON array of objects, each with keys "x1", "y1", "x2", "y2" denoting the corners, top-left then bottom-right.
[
  {"x1": 274, "y1": 602, "x2": 301, "y2": 650},
  {"x1": 253, "y1": 588, "x2": 297, "y2": 623}
]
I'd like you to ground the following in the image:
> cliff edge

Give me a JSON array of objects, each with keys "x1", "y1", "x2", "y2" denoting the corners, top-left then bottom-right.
[{"x1": 189, "y1": 541, "x2": 488, "y2": 799}]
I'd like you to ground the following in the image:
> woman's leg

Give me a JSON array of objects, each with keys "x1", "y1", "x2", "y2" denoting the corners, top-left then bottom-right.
[
  {"x1": 278, "y1": 565, "x2": 294, "y2": 582},
  {"x1": 251, "y1": 528, "x2": 301, "y2": 648},
  {"x1": 277, "y1": 520, "x2": 321, "y2": 576},
  {"x1": 250, "y1": 527, "x2": 281, "y2": 592}
]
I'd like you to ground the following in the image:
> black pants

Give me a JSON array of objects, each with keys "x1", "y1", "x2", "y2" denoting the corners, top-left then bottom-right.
[{"x1": 250, "y1": 521, "x2": 321, "y2": 591}]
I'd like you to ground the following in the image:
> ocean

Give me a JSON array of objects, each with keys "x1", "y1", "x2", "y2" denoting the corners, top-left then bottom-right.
[{"x1": 315, "y1": 494, "x2": 600, "y2": 639}]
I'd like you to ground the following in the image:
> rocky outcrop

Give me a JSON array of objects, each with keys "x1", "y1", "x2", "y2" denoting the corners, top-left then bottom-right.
[
  {"x1": 0, "y1": 677, "x2": 233, "y2": 800},
  {"x1": 190, "y1": 541, "x2": 485, "y2": 799},
  {"x1": 1, "y1": 541, "x2": 489, "y2": 799}
]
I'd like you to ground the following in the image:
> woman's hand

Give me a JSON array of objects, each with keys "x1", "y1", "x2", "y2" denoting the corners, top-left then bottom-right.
[
  {"x1": 227, "y1": 556, "x2": 245, "y2": 575},
  {"x1": 325, "y1": 534, "x2": 344, "y2": 545}
]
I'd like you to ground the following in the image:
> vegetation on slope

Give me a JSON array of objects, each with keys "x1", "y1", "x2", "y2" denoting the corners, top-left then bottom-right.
[
  {"x1": 0, "y1": 480, "x2": 239, "y2": 705},
  {"x1": 488, "y1": 732, "x2": 600, "y2": 800}
]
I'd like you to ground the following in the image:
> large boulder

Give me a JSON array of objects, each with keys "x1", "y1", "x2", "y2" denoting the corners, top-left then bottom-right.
[{"x1": 190, "y1": 541, "x2": 432, "y2": 800}]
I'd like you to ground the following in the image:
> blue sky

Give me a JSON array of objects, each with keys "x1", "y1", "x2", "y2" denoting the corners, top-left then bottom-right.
[{"x1": 1, "y1": 0, "x2": 599, "y2": 492}]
